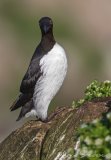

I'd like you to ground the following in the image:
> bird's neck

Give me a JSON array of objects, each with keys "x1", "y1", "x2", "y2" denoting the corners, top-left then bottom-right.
[{"x1": 40, "y1": 32, "x2": 55, "y2": 52}]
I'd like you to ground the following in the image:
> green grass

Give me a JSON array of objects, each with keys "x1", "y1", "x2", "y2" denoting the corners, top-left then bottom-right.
[{"x1": 72, "y1": 80, "x2": 111, "y2": 108}]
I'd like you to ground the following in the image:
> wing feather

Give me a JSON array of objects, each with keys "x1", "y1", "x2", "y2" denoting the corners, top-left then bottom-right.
[{"x1": 20, "y1": 56, "x2": 42, "y2": 93}]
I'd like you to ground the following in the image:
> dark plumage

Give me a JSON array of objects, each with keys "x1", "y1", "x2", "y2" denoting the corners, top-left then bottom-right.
[{"x1": 10, "y1": 17, "x2": 55, "y2": 121}]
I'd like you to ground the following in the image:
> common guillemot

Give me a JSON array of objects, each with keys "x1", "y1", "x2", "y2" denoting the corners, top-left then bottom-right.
[{"x1": 10, "y1": 17, "x2": 67, "y2": 122}]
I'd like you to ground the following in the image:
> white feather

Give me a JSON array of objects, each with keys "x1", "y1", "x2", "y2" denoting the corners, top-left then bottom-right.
[
  {"x1": 25, "y1": 109, "x2": 37, "y2": 118},
  {"x1": 32, "y1": 43, "x2": 67, "y2": 120}
]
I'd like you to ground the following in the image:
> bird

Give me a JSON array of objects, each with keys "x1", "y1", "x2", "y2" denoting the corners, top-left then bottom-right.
[{"x1": 10, "y1": 17, "x2": 67, "y2": 122}]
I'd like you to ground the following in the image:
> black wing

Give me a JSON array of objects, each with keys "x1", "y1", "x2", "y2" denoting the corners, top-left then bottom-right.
[
  {"x1": 10, "y1": 55, "x2": 42, "y2": 111},
  {"x1": 20, "y1": 40, "x2": 51, "y2": 94},
  {"x1": 20, "y1": 56, "x2": 42, "y2": 94}
]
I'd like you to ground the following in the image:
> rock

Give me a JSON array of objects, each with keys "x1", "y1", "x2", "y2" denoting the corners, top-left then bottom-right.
[{"x1": 0, "y1": 97, "x2": 110, "y2": 160}]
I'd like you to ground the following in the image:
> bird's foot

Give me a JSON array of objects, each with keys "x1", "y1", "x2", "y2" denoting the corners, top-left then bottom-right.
[
  {"x1": 35, "y1": 116, "x2": 49, "y2": 123},
  {"x1": 35, "y1": 107, "x2": 66, "y2": 123}
]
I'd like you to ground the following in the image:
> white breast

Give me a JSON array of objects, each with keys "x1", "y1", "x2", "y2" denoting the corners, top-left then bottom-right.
[{"x1": 33, "y1": 43, "x2": 67, "y2": 120}]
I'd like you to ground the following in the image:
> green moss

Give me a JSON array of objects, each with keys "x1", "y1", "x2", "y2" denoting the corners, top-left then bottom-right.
[
  {"x1": 72, "y1": 80, "x2": 111, "y2": 108},
  {"x1": 71, "y1": 80, "x2": 111, "y2": 159},
  {"x1": 74, "y1": 113, "x2": 111, "y2": 160}
]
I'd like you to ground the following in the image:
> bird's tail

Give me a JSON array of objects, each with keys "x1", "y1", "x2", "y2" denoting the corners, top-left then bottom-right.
[
  {"x1": 16, "y1": 99, "x2": 33, "y2": 121},
  {"x1": 10, "y1": 93, "x2": 32, "y2": 111}
]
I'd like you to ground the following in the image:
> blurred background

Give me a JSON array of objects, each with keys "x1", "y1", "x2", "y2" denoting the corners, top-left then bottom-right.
[{"x1": 1, "y1": 0, "x2": 111, "y2": 142}]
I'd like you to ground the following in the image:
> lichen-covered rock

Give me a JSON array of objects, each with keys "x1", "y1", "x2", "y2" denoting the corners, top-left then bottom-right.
[
  {"x1": 0, "y1": 97, "x2": 110, "y2": 160},
  {"x1": 0, "y1": 120, "x2": 50, "y2": 160}
]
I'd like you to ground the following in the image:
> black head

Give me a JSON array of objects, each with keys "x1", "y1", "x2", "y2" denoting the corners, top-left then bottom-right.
[{"x1": 39, "y1": 17, "x2": 53, "y2": 35}]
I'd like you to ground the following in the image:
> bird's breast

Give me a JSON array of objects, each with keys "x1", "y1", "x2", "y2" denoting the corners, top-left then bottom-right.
[
  {"x1": 33, "y1": 43, "x2": 67, "y2": 120},
  {"x1": 40, "y1": 43, "x2": 67, "y2": 76}
]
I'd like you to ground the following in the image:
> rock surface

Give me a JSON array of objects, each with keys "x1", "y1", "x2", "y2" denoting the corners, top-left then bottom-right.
[{"x1": 0, "y1": 97, "x2": 110, "y2": 160}]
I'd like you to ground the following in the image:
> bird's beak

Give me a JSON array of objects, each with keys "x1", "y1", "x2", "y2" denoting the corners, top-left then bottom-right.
[{"x1": 43, "y1": 25, "x2": 49, "y2": 34}]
